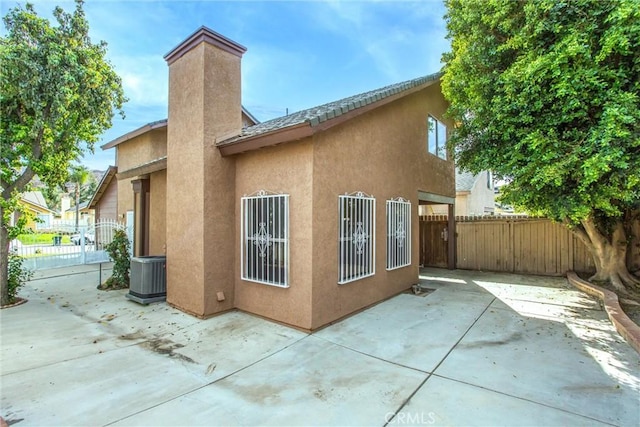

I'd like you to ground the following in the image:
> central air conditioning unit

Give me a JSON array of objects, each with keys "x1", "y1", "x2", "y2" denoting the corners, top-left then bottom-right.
[{"x1": 126, "y1": 256, "x2": 167, "y2": 304}]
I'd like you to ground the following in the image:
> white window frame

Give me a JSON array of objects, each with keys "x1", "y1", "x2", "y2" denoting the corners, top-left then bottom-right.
[
  {"x1": 386, "y1": 197, "x2": 411, "y2": 270},
  {"x1": 428, "y1": 115, "x2": 448, "y2": 160},
  {"x1": 241, "y1": 190, "x2": 289, "y2": 288},
  {"x1": 338, "y1": 192, "x2": 375, "y2": 284}
]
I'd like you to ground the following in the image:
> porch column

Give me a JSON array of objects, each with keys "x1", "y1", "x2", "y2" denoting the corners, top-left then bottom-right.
[{"x1": 131, "y1": 177, "x2": 150, "y2": 257}]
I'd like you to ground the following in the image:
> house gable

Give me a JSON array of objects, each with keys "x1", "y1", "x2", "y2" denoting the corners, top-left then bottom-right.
[{"x1": 217, "y1": 73, "x2": 442, "y2": 156}]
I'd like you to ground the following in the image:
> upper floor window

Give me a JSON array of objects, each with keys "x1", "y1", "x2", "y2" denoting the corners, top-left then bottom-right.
[
  {"x1": 428, "y1": 115, "x2": 447, "y2": 160},
  {"x1": 241, "y1": 190, "x2": 289, "y2": 287},
  {"x1": 338, "y1": 192, "x2": 375, "y2": 284}
]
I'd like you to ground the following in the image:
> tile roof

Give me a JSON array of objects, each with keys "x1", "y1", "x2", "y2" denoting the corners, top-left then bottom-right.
[
  {"x1": 101, "y1": 107, "x2": 260, "y2": 150},
  {"x1": 219, "y1": 72, "x2": 442, "y2": 146},
  {"x1": 456, "y1": 169, "x2": 479, "y2": 192}
]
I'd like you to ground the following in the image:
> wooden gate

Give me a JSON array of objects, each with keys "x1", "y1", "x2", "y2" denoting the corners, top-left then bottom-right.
[
  {"x1": 420, "y1": 215, "x2": 596, "y2": 276},
  {"x1": 420, "y1": 218, "x2": 449, "y2": 268}
]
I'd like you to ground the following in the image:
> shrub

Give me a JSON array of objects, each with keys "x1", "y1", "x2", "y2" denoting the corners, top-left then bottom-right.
[
  {"x1": 7, "y1": 252, "x2": 33, "y2": 304},
  {"x1": 102, "y1": 229, "x2": 130, "y2": 290}
]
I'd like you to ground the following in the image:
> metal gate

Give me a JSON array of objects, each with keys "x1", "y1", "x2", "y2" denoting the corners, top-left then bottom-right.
[{"x1": 11, "y1": 219, "x2": 131, "y2": 270}]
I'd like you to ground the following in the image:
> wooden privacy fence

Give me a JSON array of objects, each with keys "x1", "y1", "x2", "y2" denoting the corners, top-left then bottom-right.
[{"x1": 420, "y1": 215, "x2": 596, "y2": 276}]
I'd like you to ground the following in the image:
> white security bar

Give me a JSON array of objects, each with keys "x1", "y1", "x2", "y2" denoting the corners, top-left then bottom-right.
[
  {"x1": 339, "y1": 192, "x2": 375, "y2": 284},
  {"x1": 241, "y1": 190, "x2": 289, "y2": 287},
  {"x1": 387, "y1": 197, "x2": 411, "y2": 270}
]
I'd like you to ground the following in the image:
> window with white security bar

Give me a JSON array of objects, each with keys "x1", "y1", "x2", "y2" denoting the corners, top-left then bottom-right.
[
  {"x1": 338, "y1": 192, "x2": 375, "y2": 284},
  {"x1": 427, "y1": 115, "x2": 447, "y2": 160},
  {"x1": 387, "y1": 198, "x2": 411, "y2": 270},
  {"x1": 241, "y1": 190, "x2": 289, "y2": 287}
]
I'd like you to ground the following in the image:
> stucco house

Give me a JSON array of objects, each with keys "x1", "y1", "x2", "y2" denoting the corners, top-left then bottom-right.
[
  {"x1": 13, "y1": 191, "x2": 56, "y2": 230},
  {"x1": 454, "y1": 170, "x2": 495, "y2": 216},
  {"x1": 102, "y1": 27, "x2": 455, "y2": 331},
  {"x1": 59, "y1": 196, "x2": 94, "y2": 226}
]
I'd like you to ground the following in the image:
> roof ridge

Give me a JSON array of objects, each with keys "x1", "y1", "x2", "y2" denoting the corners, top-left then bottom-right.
[
  {"x1": 218, "y1": 71, "x2": 442, "y2": 147},
  {"x1": 249, "y1": 72, "x2": 440, "y2": 132}
]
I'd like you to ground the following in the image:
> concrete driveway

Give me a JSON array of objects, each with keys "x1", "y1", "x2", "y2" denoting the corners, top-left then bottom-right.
[{"x1": 1, "y1": 265, "x2": 638, "y2": 426}]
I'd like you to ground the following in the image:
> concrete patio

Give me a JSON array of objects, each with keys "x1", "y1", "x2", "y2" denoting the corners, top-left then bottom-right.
[{"x1": 1, "y1": 265, "x2": 638, "y2": 426}]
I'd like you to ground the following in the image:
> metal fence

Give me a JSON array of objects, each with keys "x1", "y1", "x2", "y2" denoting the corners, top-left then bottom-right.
[{"x1": 10, "y1": 219, "x2": 131, "y2": 270}]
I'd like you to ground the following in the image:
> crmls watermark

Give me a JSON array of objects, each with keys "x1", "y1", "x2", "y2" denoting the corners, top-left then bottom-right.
[{"x1": 385, "y1": 411, "x2": 437, "y2": 425}]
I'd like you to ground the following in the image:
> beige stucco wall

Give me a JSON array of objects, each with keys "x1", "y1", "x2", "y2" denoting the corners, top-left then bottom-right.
[
  {"x1": 234, "y1": 140, "x2": 314, "y2": 329},
  {"x1": 227, "y1": 81, "x2": 453, "y2": 330},
  {"x1": 149, "y1": 169, "x2": 166, "y2": 255},
  {"x1": 116, "y1": 177, "x2": 134, "y2": 221},
  {"x1": 114, "y1": 129, "x2": 167, "y2": 222},
  {"x1": 310, "y1": 82, "x2": 454, "y2": 329},
  {"x1": 166, "y1": 41, "x2": 241, "y2": 317},
  {"x1": 116, "y1": 129, "x2": 167, "y2": 172}
]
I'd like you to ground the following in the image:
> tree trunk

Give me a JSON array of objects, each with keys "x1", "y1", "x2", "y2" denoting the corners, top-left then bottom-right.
[
  {"x1": 627, "y1": 217, "x2": 640, "y2": 275},
  {"x1": 0, "y1": 205, "x2": 10, "y2": 306},
  {"x1": 577, "y1": 217, "x2": 640, "y2": 293}
]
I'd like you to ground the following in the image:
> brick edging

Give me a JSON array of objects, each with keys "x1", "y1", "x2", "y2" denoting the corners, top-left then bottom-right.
[{"x1": 567, "y1": 272, "x2": 640, "y2": 355}]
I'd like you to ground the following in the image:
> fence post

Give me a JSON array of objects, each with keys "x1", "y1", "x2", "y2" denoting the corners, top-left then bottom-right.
[
  {"x1": 448, "y1": 205, "x2": 456, "y2": 269},
  {"x1": 80, "y1": 225, "x2": 86, "y2": 264}
]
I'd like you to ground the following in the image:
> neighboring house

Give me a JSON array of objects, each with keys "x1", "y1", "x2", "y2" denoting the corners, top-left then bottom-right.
[
  {"x1": 11, "y1": 191, "x2": 56, "y2": 230},
  {"x1": 455, "y1": 170, "x2": 495, "y2": 216},
  {"x1": 426, "y1": 170, "x2": 495, "y2": 216},
  {"x1": 88, "y1": 166, "x2": 118, "y2": 223},
  {"x1": 60, "y1": 196, "x2": 95, "y2": 226},
  {"x1": 102, "y1": 27, "x2": 455, "y2": 331}
]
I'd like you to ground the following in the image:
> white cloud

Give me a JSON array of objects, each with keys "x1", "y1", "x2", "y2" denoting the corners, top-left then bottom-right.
[
  {"x1": 308, "y1": 0, "x2": 449, "y2": 80},
  {"x1": 112, "y1": 55, "x2": 168, "y2": 108}
]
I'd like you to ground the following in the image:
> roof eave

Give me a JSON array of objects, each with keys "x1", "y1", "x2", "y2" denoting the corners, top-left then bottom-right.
[
  {"x1": 101, "y1": 120, "x2": 167, "y2": 150},
  {"x1": 218, "y1": 123, "x2": 313, "y2": 156},
  {"x1": 88, "y1": 166, "x2": 117, "y2": 208},
  {"x1": 116, "y1": 157, "x2": 168, "y2": 180},
  {"x1": 19, "y1": 198, "x2": 56, "y2": 214}
]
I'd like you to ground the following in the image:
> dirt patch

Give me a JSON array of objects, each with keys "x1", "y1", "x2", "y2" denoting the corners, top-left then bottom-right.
[{"x1": 139, "y1": 338, "x2": 196, "y2": 363}]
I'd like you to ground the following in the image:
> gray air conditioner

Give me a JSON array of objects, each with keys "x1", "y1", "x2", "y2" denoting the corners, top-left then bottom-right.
[{"x1": 126, "y1": 256, "x2": 166, "y2": 304}]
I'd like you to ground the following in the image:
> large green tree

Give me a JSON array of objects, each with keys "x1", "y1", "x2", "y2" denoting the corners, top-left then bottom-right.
[
  {"x1": 442, "y1": 0, "x2": 640, "y2": 291},
  {"x1": 0, "y1": 0, "x2": 126, "y2": 305}
]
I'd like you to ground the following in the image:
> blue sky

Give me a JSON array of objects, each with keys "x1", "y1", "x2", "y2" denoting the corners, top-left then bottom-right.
[{"x1": 1, "y1": 0, "x2": 450, "y2": 171}]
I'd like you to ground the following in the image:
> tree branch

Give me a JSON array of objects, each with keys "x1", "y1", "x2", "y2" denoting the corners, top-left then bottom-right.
[
  {"x1": 1, "y1": 166, "x2": 36, "y2": 200},
  {"x1": 564, "y1": 220, "x2": 592, "y2": 248},
  {"x1": 1, "y1": 104, "x2": 47, "y2": 200},
  {"x1": 580, "y1": 217, "x2": 608, "y2": 248}
]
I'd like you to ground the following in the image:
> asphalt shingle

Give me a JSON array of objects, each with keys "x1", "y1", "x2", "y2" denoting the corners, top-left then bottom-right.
[{"x1": 219, "y1": 72, "x2": 442, "y2": 145}]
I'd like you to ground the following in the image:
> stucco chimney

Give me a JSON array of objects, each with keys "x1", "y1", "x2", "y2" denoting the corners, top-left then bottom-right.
[{"x1": 164, "y1": 27, "x2": 246, "y2": 316}]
